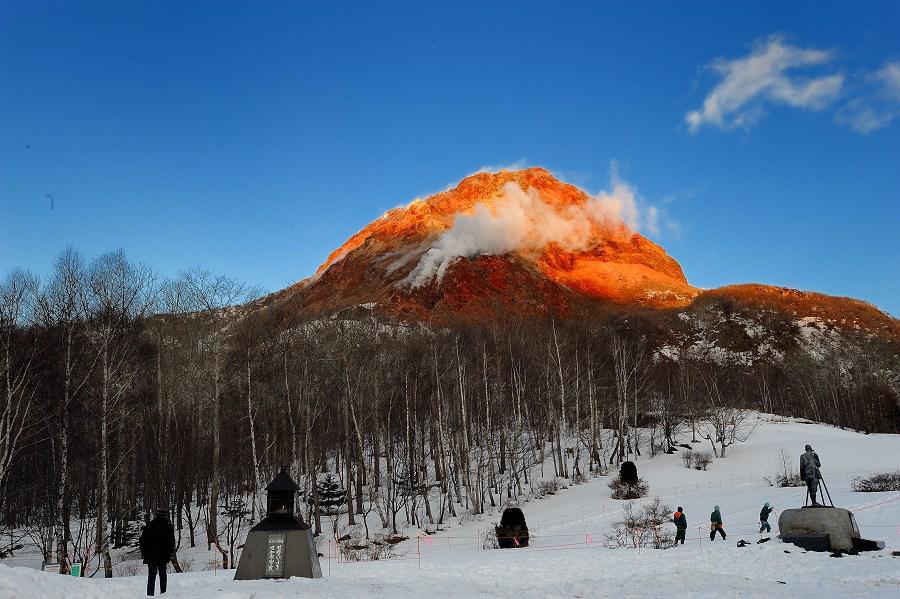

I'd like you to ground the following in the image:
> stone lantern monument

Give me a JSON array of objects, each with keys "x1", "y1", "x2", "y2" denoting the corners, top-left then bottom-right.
[{"x1": 234, "y1": 468, "x2": 322, "y2": 580}]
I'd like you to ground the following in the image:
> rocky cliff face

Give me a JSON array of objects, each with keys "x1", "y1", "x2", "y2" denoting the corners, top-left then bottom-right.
[
  {"x1": 270, "y1": 168, "x2": 699, "y2": 322},
  {"x1": 258, "y1": 168, "x2": 896, "y2": 348}
]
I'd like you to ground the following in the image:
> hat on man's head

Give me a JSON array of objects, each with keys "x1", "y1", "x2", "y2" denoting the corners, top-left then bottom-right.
[
  {"x1": 805, "y1": 444, "x2": 812, "y2": 451},
  {"x1": 155, "y1": 508, "x2": 170, "y2": 517}
]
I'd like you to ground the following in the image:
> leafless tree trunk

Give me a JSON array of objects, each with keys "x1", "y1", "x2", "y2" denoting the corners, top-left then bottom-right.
[
  {"x1": 86, "y1": 251, "x2": 155, "y2": 577},
  {"x1": 180, "y1": 268, "x2": 255, "y2": 558},
  {"x1": 245, "y1": 326, "x2": 261, "y2": 522},
  {"x1": 0, "y1": 271, "x2": 38, "y2": 509}
]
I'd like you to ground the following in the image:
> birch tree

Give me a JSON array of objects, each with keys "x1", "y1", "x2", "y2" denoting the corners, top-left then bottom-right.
[
  {"x1": 37, "y1": 249, "x2": 94, "y2": 573},
  {"x1": 179, "y1": 268, "x2": 255, "y2": 560},
  {"x1": 85, "y1": 251, "x2": 155, "y2": 578},
  {"x1": 0, "y1": 270, "x2": 39, "y2": 509}
]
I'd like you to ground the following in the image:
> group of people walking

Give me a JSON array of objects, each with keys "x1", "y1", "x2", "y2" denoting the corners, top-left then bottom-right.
[
  {"x1": 670, "y1": 443, "x2": 822, "y2": 546},
  {"x1": 671, "y1": 501, "x2": 775, "y2": 545}
]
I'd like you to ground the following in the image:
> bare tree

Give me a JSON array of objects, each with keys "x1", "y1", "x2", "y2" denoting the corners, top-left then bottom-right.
[
  {"x1": 85, "y1": 251, "x2": 155, "y2": 577},
  {"x1": 609, "y1": 331, "x2": 649, "y2": 462},
  {"x1": 37, "y1": 248, "x2": 95, "y2": 573},
  {"x1": 179, "y1": 268, "x2": 255, "y2": 561},
  {"x1": 0, "y1": 270, "x2": 39, "y2": 508},
  {"x1": 699, "y1": 366, "x2": 757, "y2": 458}
]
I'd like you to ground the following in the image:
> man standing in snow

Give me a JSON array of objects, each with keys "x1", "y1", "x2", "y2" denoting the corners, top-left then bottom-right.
[
  {"x1": 759, "y1": 502, "x2": 774, "y2": 533},
  {"x1": 140, "y1": 508, "x2": 176, "y2": 596},
  {"x1": 709, "y1": 506, "x2": 726, "y2": 541},
  {"x1": 673, "y1": 507, "x2": 687, "y2": 545},
  {"x1": 800, "y1": 444, "x2": 822, "y2": 506}
]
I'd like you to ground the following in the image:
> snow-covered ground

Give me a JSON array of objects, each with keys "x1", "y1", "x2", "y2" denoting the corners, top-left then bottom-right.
[{"x1": 2, "y1": 415, "x2": 899, "y2": 598}]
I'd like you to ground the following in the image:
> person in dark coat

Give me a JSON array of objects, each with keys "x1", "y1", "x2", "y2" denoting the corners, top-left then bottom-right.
[
  {"x1": 800, "y1": 444, "x2": 822, "y2": 506},
  {"x1": 673, "y1": 507, "x2": 687, "y2": 546},
  {"x1": 759, "y1": 502, "x2": 774, "y2": 533},
  {"x1": 140, "y1": 508, "x2": 176, "y2": 596},
  {"x1": 709, "y1": 505, "x2": 726, "y2": 541}
]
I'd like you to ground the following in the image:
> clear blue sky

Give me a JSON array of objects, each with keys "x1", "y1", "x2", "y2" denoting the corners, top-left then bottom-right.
[{"x1": 2, "y1": 1, "x2": 898, "y2": 315}]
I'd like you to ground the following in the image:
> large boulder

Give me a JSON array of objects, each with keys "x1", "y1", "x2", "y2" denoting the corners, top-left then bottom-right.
[{"x1": 778, "y1": 507, "x2": 860, "y2": 552}]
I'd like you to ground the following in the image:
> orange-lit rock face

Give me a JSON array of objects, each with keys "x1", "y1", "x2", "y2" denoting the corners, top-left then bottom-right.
[
  {"x1": 260, "y1": 167, "x2": 898, "y2": 334},
  {"x1": 311, "y1": 167, "x2": 697, "y2": 313},
  {"x1": 245, "y1": 167, "x2": 900, "y2": 338},
  {"x1": 538, "y1": 242, "x2": 696, "y2": 306}
]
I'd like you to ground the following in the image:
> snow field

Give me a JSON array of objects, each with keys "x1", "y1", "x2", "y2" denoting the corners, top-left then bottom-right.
[{"x1": 1, "y1": 414, "x2": 899, "y2": 598}]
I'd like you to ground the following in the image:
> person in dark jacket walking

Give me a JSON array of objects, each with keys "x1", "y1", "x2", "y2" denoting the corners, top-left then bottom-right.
[
  {"x1": 709, "y1": 505, "x2": 726, "y2": 541},
  {"x1": 673, "y1": 507, "x2": 687, "y2": 546},
  {"x1": 140, "y1": 508, "x2": 176, "y2": 596},
  {"x1": 800, "y1": 444, "x2": 822, "y2": 506},
  {"x1": 759, "y1": 502, "x2": 774, "y2": 533}
]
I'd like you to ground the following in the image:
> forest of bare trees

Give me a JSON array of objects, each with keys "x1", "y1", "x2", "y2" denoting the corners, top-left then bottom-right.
[{"x1": 1, "y1": 247, "x2": 898, "y2": 574}]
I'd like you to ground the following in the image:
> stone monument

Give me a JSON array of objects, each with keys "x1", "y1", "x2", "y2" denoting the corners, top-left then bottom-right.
[{"x1": 234, "y1": 468, "x2": 322, "y2": 580}]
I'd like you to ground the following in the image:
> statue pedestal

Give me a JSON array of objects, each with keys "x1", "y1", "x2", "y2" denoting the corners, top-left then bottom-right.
[{"x1": 778, "y1": 507, "x2": 882, "y2": 552}]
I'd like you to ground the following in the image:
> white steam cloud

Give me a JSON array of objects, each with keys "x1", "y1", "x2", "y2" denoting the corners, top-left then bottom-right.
[{"x1": 403, "y1": 168, "x2": 657, "y2": 287}]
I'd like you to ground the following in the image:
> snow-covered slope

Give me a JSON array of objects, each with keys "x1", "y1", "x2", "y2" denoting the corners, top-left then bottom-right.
[{"x1": 2, "y1": 415, "x2": 899, "y2": 598}]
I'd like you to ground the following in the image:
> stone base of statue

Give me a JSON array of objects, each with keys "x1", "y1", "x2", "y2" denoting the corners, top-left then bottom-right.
[
  {"x1": 778, "y1": 507, "x2": 883, "y2": 553},
  {"x1": 234, "y1": 516, "x2": 321, "y2": 580}
]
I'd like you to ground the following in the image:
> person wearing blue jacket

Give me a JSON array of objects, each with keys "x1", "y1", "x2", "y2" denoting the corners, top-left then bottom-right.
[{"x1": 759, "y1": 502, "x2": 774, "y2": 533}]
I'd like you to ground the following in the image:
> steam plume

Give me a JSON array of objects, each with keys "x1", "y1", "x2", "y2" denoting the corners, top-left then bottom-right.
[{"x1": 404, "y1": 169, "x2": 654, "y2": 287}]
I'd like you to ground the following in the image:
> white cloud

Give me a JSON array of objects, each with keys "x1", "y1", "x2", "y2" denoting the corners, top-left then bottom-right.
[
  {"x1": 402, "y1": 166, "x2": 660, "y2": 287},
  {"x1": 686, "y1": 36, "x2": 843, "y2": 133},
  {"x1": 836, "y1": 61, "x2": 900, "y2": 133},
  {"x1": 876, "y1": 61, "x2": 900, "y2": 99},
  {"x1": 835, "y1": 98, "x2": 895, "y2": 134}
]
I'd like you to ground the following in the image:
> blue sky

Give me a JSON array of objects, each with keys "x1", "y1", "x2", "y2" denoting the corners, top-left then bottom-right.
[{"x1": 2, "y1": 1, "x2": 899, "y2": 314}]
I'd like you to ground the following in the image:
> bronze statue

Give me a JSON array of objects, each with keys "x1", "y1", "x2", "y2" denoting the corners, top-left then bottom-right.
[{"x1": 800, "y1": 444, "x2": 822, "y2": 506}]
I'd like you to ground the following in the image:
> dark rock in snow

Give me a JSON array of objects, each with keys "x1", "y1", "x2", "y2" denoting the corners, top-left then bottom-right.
[
  {"x1": 496, "y1": 507, "x2": 529, "y2": 548},
  {"x1": 619, "y1": 461, "x2": 638, "y2": 484}
]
